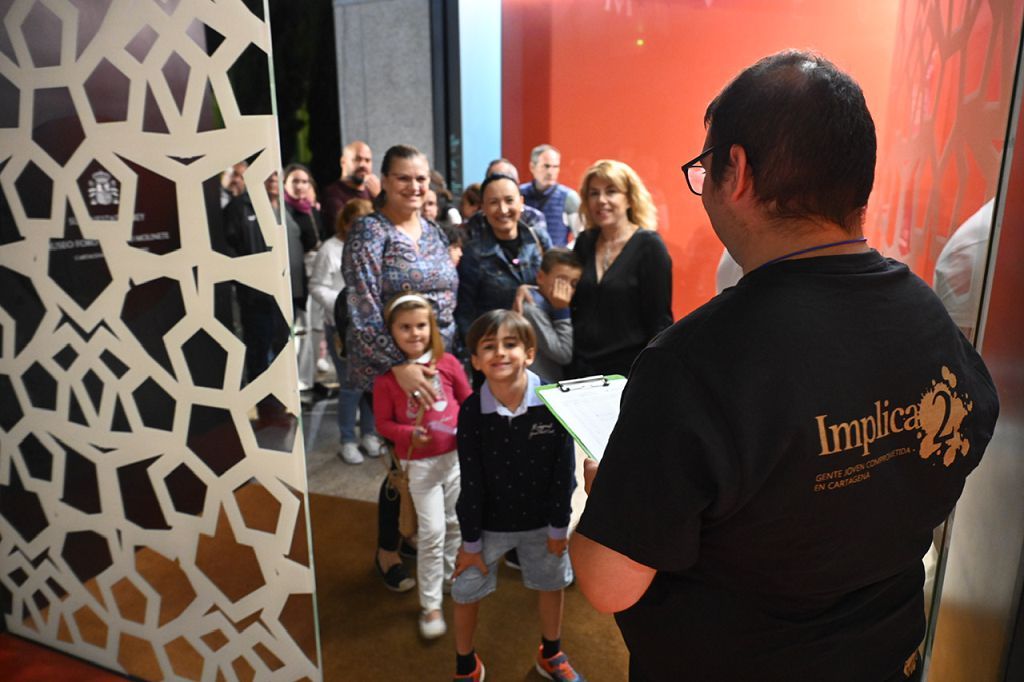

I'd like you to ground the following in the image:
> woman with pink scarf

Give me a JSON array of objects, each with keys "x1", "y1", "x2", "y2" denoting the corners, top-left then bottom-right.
[
  {"x1": 282, "y1": 163, "x2": 322, "y2": 390},
  {"x1": 282, "y1": 163, "x2": 321, "y2": 307}
]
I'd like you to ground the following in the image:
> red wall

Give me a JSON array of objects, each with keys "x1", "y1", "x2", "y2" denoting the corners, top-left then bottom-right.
[
  {"x1": 502, "y1": 0, "x2": 901, "y2": 318},
  {"x1": 866, "y1": 0, "x2": 1024, "y2": 279}
]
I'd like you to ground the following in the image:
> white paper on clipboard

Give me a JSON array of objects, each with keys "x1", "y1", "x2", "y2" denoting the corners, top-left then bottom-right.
[{"x1": 535, "y1": 375, "x2": 627, "y2": 461}]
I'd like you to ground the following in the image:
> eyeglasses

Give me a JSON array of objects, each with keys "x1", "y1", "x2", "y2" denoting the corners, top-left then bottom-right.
[{"x1": 681, "y1": 146, "x2": 718, "y2": 196}]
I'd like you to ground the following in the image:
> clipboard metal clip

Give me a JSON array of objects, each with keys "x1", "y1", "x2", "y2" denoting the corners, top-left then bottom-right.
[{"x1": 557, "y1": 375, "x2": 610, "y2": 392}]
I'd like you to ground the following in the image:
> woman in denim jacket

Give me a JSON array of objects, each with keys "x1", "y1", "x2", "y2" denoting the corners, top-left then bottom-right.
[{"x1": 455, "y1": 174, "x2": 552, "y2": 342}]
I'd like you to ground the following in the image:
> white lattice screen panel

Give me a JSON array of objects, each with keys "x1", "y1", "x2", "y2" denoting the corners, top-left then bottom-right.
[{"x1": 0, "y1": 1, "x2": 321, "y2": 680}]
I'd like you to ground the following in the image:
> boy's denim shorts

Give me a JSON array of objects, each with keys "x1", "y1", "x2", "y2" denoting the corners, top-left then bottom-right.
[{"x1": 451, "y1": 527, "x2": 573, "y2": 604}]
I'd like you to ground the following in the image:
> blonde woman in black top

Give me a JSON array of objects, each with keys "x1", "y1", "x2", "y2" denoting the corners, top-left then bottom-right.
[{"x1": 570, "y1": 160, "x2": 673, "y2": 377}]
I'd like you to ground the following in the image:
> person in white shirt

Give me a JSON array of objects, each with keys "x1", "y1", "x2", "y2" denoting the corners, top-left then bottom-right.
[
  {"x1": 309, "y1": 198, "x2": 384, "y2": 464},
  {"x1": 933, "y1": 199, "x2": 994, "y2": 342}
]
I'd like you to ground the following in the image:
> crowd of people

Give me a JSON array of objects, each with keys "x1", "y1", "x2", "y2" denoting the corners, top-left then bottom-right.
[
  {"x1": 216, "y1": 50, "x2": 1000, "y2": 682},
  {"x1": 219, "y1": 138, "x2": 674, "y2": 413},
  {"x1": 218, "y1": 137, "x2": 673, "y2": 681},
  {"x1": 336, "y1": 142, "x2": 672, "y2": 682}
]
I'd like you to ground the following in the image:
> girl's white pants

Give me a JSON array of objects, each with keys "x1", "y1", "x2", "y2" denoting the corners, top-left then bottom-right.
[{"x1": 407, "y1": 450, "x2": 461, "y2": 612}]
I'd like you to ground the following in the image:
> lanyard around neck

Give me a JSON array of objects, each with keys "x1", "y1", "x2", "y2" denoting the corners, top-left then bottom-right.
[{"x1": 757, "y1": 237, "x2": 868, "y2": 270}]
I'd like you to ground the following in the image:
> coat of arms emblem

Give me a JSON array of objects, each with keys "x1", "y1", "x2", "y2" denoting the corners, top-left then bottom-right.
[{"x1": 87, "y1": 170, "x2": 119, "y2": 206}]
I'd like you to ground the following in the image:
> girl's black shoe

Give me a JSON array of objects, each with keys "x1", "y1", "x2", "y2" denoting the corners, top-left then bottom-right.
[{"x1": 376, "y1": 555, "x2": 415, "y2": 592}]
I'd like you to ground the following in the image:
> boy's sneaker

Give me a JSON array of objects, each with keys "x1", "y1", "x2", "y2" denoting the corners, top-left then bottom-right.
[
  {"x1": 536, "y1": 648, "x2": 585, "y2": 681},
  {"x1": 453, "y1": 653, "x2": 485, "y2": 681},
  {"x1": 338, "y1": 442, "x2": 364, "y2": 464},
  {"x1": 504, "y1": 548, "x2": 521, "y2": 570},
  {"x1": 361, "y1": 433, "x2": 385, "y2": 457}
]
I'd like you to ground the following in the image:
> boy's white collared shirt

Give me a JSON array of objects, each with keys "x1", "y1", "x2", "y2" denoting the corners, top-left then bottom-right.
[{"x1": 480, "y1": 370, "x2": 544, "y2": 418}]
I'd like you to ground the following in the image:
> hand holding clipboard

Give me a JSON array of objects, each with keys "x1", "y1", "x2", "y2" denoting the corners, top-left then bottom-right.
[{"x1": 536, "y1": 375, "x2": 627, "y2": 462}]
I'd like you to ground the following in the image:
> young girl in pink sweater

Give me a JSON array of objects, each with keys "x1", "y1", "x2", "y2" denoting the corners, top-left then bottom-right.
[{"x1": 374, "y1": 293, "x2": 472, "y2": 639}]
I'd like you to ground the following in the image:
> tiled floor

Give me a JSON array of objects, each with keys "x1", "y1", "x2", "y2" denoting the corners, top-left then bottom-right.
[{"x1": 302, "y1": 395, "x2": 388, "y2": 503}]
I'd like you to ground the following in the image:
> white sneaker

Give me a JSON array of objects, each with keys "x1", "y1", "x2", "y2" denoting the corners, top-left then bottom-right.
[
  {"x1": 338, "y1": 442, "x2": 364, "y2": 464},
  {"x1": 419, "y1": 611, "x2": 447, "y2": 639},
  {"x1": 361, "y1": 433, "x2": 385, "y2": 458},
  {"x1": 316, "y1": 357, "x2": 331, "y2": 373}
]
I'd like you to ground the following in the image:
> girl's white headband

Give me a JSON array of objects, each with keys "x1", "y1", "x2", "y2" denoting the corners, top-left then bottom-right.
[{"x1": 387, "y1": 293, "x2": 430, "y2": 315}]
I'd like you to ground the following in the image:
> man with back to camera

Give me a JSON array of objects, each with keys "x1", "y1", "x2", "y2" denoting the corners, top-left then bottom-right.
[
  {"x1": 569, "y1": 50, "x2": 999, "y2": 682},
  {"x1": 521, "y1": 144, "x2": 581, "y2": 247},
  {"x1": 321, "y1": 140, "x2": 380, "y2": 234}
]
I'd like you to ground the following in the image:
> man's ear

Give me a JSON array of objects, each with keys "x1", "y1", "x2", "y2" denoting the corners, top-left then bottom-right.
[{"x1": 728, "y1": 144, "x2": 755, "y2": 203}]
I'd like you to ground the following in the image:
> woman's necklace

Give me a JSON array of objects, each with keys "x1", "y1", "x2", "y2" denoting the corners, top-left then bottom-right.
[{"x1": 598, "y1": 226, "x2": 637, "y2": 273}]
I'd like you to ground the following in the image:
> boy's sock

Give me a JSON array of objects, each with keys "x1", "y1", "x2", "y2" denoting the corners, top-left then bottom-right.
[
  {"x1": 541, "y1": 636, "x2": 561, "y2": 658},
  {"x1": 456, "y1": 650, "x2": 478, "y2": 675}
]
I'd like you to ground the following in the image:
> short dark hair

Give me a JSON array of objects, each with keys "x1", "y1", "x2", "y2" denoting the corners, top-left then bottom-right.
[
  {"x1": 480, "y1": 173, "x2": 520, "y2": 198},
  {"x1": 466, "y1": 309, "x2": 536, "y2": 356},
  {"x1": 485, "y1": 158, "x2": 518, "y2": 181},
  {"x1": 540, "y1": 247, "x2": 582, "y2": 273},
  {"x1": 704, "y1": 50, "x2": 876, "y2": 231},
  {"x1": 461, "y1": 183, "x2": 482, "y2": 207},
  {"x1": 380, "y1": 144, "x2": 425, "y2": 176}
]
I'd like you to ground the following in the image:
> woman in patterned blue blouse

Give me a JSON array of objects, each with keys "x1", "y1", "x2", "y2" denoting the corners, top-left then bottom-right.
[{"x1": 342, "y1": 144, "x2": 459, "y2": 591}]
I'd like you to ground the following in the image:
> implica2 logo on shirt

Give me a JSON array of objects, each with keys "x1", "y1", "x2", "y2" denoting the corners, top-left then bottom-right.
[{"x1": 814, "y1": 366, "x2": 974, "y2": 467}]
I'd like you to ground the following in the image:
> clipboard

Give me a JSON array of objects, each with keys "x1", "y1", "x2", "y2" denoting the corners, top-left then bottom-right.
[{"x1": 536, "y1": 375, "x2": 627, "y2": 462}]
